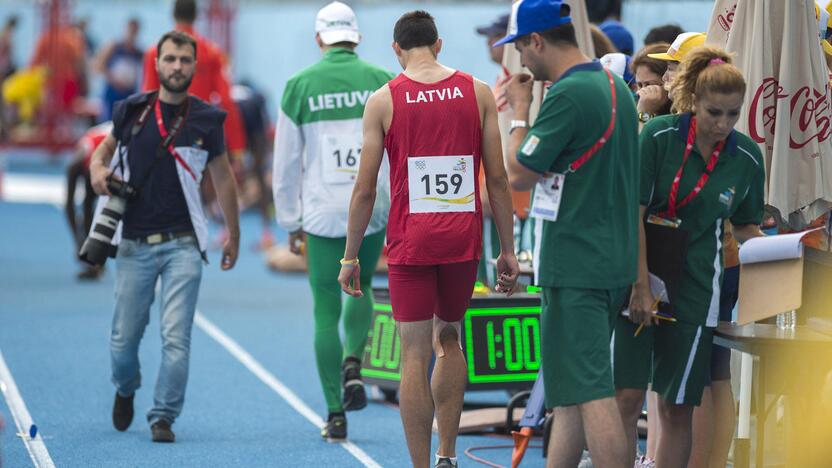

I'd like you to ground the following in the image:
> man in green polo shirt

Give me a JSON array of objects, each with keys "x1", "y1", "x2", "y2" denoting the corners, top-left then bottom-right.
[
  {"x1": 500, "y1": 1, "x2": 638, "y2": 466},
  {"x1": 272, "y1": 1, "x2": 394, "y2": 441}
]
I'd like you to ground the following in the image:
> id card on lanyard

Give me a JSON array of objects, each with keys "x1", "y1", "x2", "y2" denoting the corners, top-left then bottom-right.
[
  {"x1": 530, "y1": 68, "x2": 617, "y2": 222},
  {"x1": 154, "y1": 97, "x2": 197, "y2": 181},
  {"x1": 651, "y1": 115, "x2": 724, "y2": 228}
]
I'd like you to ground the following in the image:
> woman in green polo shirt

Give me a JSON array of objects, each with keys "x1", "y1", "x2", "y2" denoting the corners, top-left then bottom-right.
[{"x1": 616, "y1": 46, "x2": 765, "y2": 467}]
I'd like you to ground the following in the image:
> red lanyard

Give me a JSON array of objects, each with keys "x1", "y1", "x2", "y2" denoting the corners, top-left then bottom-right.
[
  {"x1": 567, "y1": 68, "x2": 617, "y2": 173},
  {"x1": 154, "y1": 97, "x2": 197, "y2": 181},
  {"x1": 662, "y1": 116, "x2": 724, "y2": 219}
]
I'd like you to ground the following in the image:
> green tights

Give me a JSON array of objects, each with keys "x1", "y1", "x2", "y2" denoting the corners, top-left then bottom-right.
[{"x1": 305, "y1": 229, "x2": 385, "y2": 412}]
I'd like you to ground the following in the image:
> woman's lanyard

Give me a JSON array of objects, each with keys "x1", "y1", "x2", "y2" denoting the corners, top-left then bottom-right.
[
  {"x1": 660, "y1": 116, "x2": 725, "y2": 220},
  {"x1": 154, "y1": 97, "x2": 197, "y2": 181}
]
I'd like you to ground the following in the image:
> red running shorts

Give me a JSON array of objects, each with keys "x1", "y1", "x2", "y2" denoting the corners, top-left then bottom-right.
[{"x1": 387, "y1": 260, "x2": 479, "y2": 323}]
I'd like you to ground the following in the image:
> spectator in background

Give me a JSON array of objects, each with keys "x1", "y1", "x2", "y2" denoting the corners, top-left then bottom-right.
[
  {"x1": 600, "y1": 52, "x2": 636, "y2": 92},
  {"x1": 94, "y1": 18, "x2": 143, "y2": 122},
  {"x1": 231, "y1": 80, "x2": 273, "y2": 249},
  {"x1": 631, "y1": 43, "x2": 672, "y2": 124},
  {"x1": 76, "y1": 17, "x2": 96, "y2": 56},
  {"x1": 0, "y1": 15, "x2": 19, "y2": 80},
  {"x1": 476, "y1": 13, "x2": 509, "y2": 67},
  {"x1": 600, "y1": 18, "x2": 634, "y2": 55},
  {"x1": 590, "y1": 24, "x2": 617, "y2": 58},
  {"x1": 30, "y1": 23, "x2": 86, "y2": 113},
  {"x1": 644, "y1": 24, "x2": 685, "y2": 46}
]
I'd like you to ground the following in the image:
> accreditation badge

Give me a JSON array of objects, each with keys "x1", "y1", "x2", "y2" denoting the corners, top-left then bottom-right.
[
  {"x1": 321, "y1": 134, "x2": 362, "y2": 185},
  {"x1": 407, "y1": 155, "x2": 475, "y2": 213},
  {"x1": 646, "y1": 214, "x2": 682, "y2": 228},
  {"x1": 530, "y1": 173, "x2": 565, "y2": 222}
]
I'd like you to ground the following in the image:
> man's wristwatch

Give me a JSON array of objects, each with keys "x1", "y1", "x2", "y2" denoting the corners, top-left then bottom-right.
[
  {"x1": 638, "y1": 111, "x2": 655, "y2": 123},
  {"x1": 509, "y1": 119, "x2": 529, "y2": 134}
]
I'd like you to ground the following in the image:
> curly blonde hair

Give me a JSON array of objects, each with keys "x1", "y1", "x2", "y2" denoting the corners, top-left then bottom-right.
[{"x1": 669, "y1": 46, "x2": 746, "y2": 114}]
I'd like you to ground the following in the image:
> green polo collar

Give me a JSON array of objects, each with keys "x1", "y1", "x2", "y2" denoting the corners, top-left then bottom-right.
[
  {"x1": 676, "y1": 112, "x2": 739, "y2": 154},
  {"x1": 323, "y1": 47, "x2": 358, "y2": 62}
]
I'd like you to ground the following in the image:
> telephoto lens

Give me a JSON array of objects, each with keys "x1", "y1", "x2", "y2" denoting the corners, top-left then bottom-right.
[{"x1": 78, "y1": 178, "x2": 138, "y2": 266}]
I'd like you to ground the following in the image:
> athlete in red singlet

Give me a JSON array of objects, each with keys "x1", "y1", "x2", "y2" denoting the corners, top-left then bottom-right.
[{"x1": 338, "y1": 11, "x2": 519, "y2": 468}]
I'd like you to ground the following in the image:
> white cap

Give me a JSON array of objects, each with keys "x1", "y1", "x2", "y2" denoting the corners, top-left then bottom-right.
[{"x1": 316, "y1": 1, "x2": 360, "y2": 45}]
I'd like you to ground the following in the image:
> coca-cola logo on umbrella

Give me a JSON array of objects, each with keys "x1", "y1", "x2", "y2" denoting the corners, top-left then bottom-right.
[
  {"x1": 748, "y1": 77, "x2": 832, "y2": 154},
  {"x1": 717, "y1": 3, "x2": 737, "y2": 32}
]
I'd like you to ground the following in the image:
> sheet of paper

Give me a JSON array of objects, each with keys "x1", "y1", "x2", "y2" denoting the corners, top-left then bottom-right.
[
  {"x1": 738, "y1": 228, "x2": 823, "y2": 265},
  {"x1": 621, "y1": 273, "x2": 668, "y2": 317}
]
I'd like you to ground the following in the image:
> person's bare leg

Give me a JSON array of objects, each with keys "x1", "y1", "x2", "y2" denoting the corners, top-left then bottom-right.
[
  {"x1": 616, "y1": 388, "x2": 646, "y2": 464},
  {"x1": 398, "y1": 320, "x2": 435, "y2": 467},
  {"x1": 707, "y1": 380, "x2": 735, "y2": 468},
  {"x1": 432, "y1": 320, "x2": 466, "y2": 459},
  {"x1": 645, "y1": 390, "x2": 660, "y2": 460},
  {"x1": 580, "y1": 397, "x2": 629, "y2": 468},
  {"x1": 688, "y1": 386, "x2": 715, "y2": 468},
  {"x1": 546, "y1": 406, "x2": 585, "y2": 468},
  {"x1": 656, "y1": 398, "x2": 694, "y2": 468}
]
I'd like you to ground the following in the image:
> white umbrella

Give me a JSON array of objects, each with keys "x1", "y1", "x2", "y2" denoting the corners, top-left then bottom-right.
[
  {"x1": 725, "y1": 0, "x2": 832, "y2": 228},
  {"x1": 705, "y1": 0, "x2": 737, "y2": 47}
]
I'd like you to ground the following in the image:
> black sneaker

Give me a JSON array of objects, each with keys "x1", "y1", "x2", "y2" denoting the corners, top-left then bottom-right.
[
  {"x1": 112, "y1": 392, "x2": 134, "y2": 432},
  {"x1": 435, "y1": 456, "x2": 458, "y2": 468},
  {"x1": 151, "y1": 419, "x2": 175, "y2": 443},
  {"x1": 320, "y1": 413, "x2": 347, "y2": 442},
  {"x1": 341, "y1": 357, "x2": 367, "y2": 411}
]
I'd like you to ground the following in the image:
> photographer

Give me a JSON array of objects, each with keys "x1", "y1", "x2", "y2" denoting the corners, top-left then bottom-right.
[{"x1": 87, "y1": 30, "x2": 239, "y2": 443}]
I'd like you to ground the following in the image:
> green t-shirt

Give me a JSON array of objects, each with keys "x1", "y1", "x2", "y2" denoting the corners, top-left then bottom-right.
[
  {"x1": 640, "y1": 113, "x2": 765, "y2": 326},
  {"x1": 518, "y1": 62, "x2": 640, "y2": 289}
]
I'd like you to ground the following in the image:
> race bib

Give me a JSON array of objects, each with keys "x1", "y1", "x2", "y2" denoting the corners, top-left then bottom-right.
[
  {"x1": 530, "y1": 173, "x2": 565, "y2": 222},
  {"x1": 321, "y1": 134, "x2": 362, "y2": 185},
  {"x1": 408, "y1": 155, "x2": 475, "y2": 213}
]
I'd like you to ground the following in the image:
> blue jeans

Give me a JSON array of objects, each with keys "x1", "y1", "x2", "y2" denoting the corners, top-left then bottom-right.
[{"x1": 111, "y1": 236, "x2": 202, "y2": 425}]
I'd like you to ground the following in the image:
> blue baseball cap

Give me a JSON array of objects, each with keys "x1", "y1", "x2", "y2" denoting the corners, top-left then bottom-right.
[{"x1": 493, "y1": 0, "x2": 572, "y2": 47}]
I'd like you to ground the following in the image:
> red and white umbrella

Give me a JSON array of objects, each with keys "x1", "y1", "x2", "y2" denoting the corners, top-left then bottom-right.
[
  {"x1": 705, "y1": 0, "x2": 737, "y2": 47},
  {"x1": 717, "y1": 0, "x2": 832, "y2": 228}
]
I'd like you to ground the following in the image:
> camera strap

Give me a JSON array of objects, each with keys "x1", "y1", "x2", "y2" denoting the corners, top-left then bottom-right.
[{"x1": 116, "y1": 92, "x2": 194, "y2": 190}]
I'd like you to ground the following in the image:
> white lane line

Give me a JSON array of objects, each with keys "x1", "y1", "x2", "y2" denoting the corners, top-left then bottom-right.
[
  {"x1": 194, "y1": 313, "x2": 382, "y2": 468},
  {"x1": 0, "y1": 349, "x2": 56, "y2": 468}
]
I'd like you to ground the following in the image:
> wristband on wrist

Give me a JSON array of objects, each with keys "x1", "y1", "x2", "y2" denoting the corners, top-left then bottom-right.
[{"x1": 340, "y1": 257, "x2": 359, "y2": 266}]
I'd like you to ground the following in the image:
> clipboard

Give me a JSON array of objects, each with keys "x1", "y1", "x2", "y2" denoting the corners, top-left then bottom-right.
[{"x1": 644, "y1": 221, "x2": 690, "y2": 316}]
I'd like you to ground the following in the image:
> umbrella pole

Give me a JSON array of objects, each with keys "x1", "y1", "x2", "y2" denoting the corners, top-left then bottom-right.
[{"x1": 734, "y1": 352, "x2": 754, "y2": 468}]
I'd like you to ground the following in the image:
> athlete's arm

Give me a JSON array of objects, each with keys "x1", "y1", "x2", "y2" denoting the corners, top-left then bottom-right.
[
  {"x1": 476, "y1": 79, "x2": 519, "y2": 295},
  {"x1": 89, "y1": 134, "x2": 118, "y2": 196},
  {"x1": 339, "y1": 86, "x2": 390, "y2": 297},
  {"x1": 272, "y1": 89, "x2": 306, "y2": 253},
  {"x1": 208, "y1": 153, "x2": 241, "y2": 270},
  {"x1": 503, "y1": 73, "x2": 540, "y2": 191}
]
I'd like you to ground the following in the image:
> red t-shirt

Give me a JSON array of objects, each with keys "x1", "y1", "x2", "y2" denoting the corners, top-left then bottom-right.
[{"x1": 384, "y1": 71, "x2": 483, "y2": 265}]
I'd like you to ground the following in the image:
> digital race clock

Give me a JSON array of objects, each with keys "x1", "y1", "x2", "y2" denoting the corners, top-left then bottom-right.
[{"x1": 362, "y1": 289, "x2": 541, "y2": 391}]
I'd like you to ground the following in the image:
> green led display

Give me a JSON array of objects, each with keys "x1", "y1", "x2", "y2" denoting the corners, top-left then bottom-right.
[
  {"x1": 463, "y1": 308, "x2": 541, "y2": 383},
  {"x1": 362, "y1": 306, "x2": 401, "y2": 380},
  {"x1": 362, "y1": 302, "x2": 542, "y2": 386}
]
